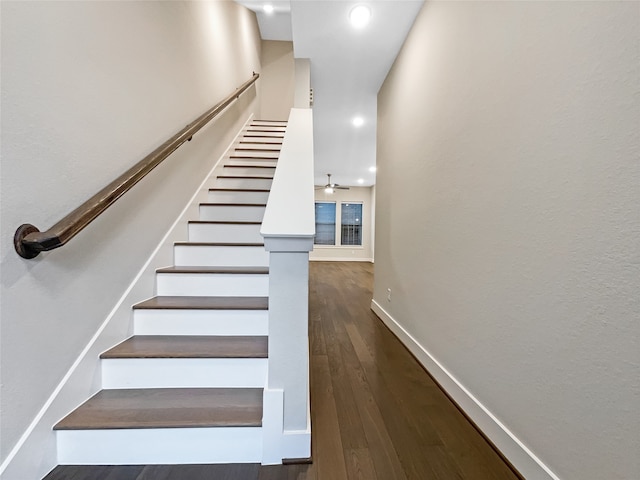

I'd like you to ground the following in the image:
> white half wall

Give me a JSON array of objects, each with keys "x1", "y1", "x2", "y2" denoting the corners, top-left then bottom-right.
[
  {"x1": 0, "y1": 2, "x2": 262, "y2": 478},
  {"x1": 374, "y1": 2, "x2": 639, "y2": 480}
]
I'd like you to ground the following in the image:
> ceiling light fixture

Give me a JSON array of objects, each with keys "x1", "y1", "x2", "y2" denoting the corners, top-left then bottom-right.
[
  {"x1": 324, "y1": 186, "x2": 335, "y2": 194},
  {"x1": 263, "y1": 4, "x2": 274, "y2": 14},
  {"x1": 349, "y1": 5, "x2": 371, "y2": 28},
  {"x1": 357, "y1": 178, "x2": 365, "y2": 184},
  {"x1": 352, "y1": 116, "x2": 364, "y2": 127},
  {"x1": 369, "y1": 166, "x2": 377, "y2": 173}
]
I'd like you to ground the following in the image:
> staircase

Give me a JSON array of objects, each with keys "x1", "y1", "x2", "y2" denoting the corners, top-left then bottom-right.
[{"x1": 54, "y1": 120, "x2": 289, "y2": 465}]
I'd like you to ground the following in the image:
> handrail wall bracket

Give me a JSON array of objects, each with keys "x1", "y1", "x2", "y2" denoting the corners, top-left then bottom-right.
[{"x1": 14, "y1": 73, "x2": 259, "y2": 259}]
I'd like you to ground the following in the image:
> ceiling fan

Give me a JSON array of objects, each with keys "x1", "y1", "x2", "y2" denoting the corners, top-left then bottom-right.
[{"x1": 316, "y1": 173, "x2": 350, "y2": 194}]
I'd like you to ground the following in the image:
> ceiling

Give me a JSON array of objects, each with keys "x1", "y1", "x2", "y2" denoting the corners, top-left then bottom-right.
[{"x1": 236, "y1": 0, "x2": 424, "y2": 187}]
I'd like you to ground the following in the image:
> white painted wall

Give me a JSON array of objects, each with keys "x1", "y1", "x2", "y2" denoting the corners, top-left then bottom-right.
[
  {"x1": 260, "y1": 40, "x2": 295, "y2": 120},
  {"x1": 311, "y1": 187, "x2": 374, "y2": 262},
  {"x1": 0, "y1": 1, "x2": 261, "y2": 477},
  {"x1": 374, "y1": 2, "x2": 639, "y2": 480}
]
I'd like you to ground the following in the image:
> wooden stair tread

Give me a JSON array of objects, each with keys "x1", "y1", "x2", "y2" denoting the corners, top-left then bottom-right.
[
  {"x1": 247, "y1": 127, "x2": 285, "y2": 133},
  {"x1": 224, "y1": 164, "x2": 276, "y2": 168},
  {"x1": 200, "y1": 203, "x2": 267, "y2": 207},
  {"x1": 241, "y1": 135, "x2": 284, "y2": 139},
  {"x1": 216, "y1": 175, "x2": 274, "y2": 180},
  {"x1": 239, "y1": 141, "x2": 283, "y2": 145},
  {"x1": 133, "y1": 296, "x2": 268, "y2": 310},
  {"x1": 234, "y1": 148, "x2": 281, "y2": 152},
  {"x1": 208, "y1": 188, "x2": 271, "y2": 192},
  {"x1": 54, "y1": 388, "x2": 263, "y2": 430},
  {"x1": 156, "y1": 266, "x2": 269, "y2": 275},
  {"x1": 101, "y1": 335, "x2": 268, "y2": 359},
  {"x1": 229, "y1": 155, "x2": 280, "y2": 159},
  {"x1": 174, "y1": 242, "x2": 264, "y2": 247},
  {"x1": 189, "y1": 220, "x2": 261, "y2": 225}
]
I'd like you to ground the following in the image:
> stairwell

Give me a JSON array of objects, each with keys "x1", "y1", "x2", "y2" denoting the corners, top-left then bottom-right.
[{"x1": 53, "y1": 120, "x2": 290, "y2": 465}]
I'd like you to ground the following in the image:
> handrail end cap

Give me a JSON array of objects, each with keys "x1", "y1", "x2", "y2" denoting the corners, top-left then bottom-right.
[{"x1": 14, "y1": 224, "x2": 41, "y2": 259}]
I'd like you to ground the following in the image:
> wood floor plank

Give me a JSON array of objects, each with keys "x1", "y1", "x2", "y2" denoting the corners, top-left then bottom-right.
[
  {"x1": 102, "y1": 466, "x2": 146, "y2": 480},
  {"x1": 136, "y1": 464, "x2": 260, "y2": 480},
  {"x1": 44, "y1": 465, "x2": 134, "y2": 480},
  {"x1": 311, "y1": 355, "x2": 349, "y2": 480},
  {"x1": 309, "y1": 313, "x2": 326, "y2": 355},
  {"x1": 258, "y1": 463, "x2": 315, "y2": 480},
  {"x1": 321, "y1": 310, "x2": 370, "y2": 452},
  {"x1": 344, "y1": 448, "x2": 377, "y2": 480},
  {"x1": 343, "y1": 360, "x2": 408, "y2": 480}
]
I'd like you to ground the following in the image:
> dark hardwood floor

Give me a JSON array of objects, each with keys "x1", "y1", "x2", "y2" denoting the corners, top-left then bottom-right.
[{"x1": 44, "y1": 262, "x2": 520, "y2": 480}]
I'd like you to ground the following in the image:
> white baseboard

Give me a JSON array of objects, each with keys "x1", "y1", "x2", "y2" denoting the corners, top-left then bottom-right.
[
  {"x1": 309, "y1": 257, "x2": 373, "y2": 262},
  {"x1": 281, "y1": 429, "x2": 311, "y2": 460},
  {"x1": 370, "y1": 299, "x2": 560, "y2": 480}
]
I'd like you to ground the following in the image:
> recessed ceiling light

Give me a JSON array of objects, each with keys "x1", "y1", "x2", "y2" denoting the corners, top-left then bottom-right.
[
  {"x1": 263, "y1": 4, "x2": 274, "y2": 14},
  {"x1": 369, "y1": 166, "x2": 377, "y2": 173},
  {"x1": 352, "y1": 116, "x2": 364, "y2": 127},
  {"x1": 357, "y1": 178, "x2": 365, "y2": 184},
  {"x1": 349, "y1": 5, "x2": 371, "y2": 28}
]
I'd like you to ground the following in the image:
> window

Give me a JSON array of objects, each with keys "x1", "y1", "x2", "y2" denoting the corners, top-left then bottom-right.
[
  {"x1": 341, "y1": 203, "x2": 362, "y2": 245},
  {"x1": 314, "y1": 202, "x2": 336, "y2": 245},
  {"x1": 314, "y1": 201, "x2": 365, "y2": 247}
]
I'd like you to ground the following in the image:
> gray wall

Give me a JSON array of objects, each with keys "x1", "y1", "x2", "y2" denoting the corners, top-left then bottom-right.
[
  {"x1": 374, "y1": 2, "x2": 639, "y2": 479},
  {"x1": 260, "y1": 40, "x2": 295, "y2": 120},
  {"x1": 1, "y1": 1, "x2": 261, "y2": 475}
]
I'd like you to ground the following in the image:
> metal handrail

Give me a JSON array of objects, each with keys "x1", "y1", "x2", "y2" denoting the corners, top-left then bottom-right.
[{"x1": 14, "y1": 73, "x2": 259, "y2": 259}]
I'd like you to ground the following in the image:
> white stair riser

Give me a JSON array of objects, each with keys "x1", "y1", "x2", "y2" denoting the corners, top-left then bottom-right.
[
  {"x1": 222, "y1": 166, "x2": 276, "y2": 176},
  {"x1": 189, "y1": 223, "x2": 262, "y2": 243},
  {"x1": 102, "y1": 358, "x2": 267, "y2": 389},
  {"x1": 199, "y1": 205, "x2": 265, "y2": 222},
  {"x1": 133, "y1": 309, "x2": 268, "y2": 336},
  {"x1": 246, "y1": 127, "x2": 286, "y2": 133},
  {"x1": 240, "y1": 133, "x2": 283, "y2": 139},
  {"x1": 207, "y1": 190, "x2": 270, "y2": 204},
  {"x1": 235, "y1": 140, "x2": 281, "y2": 146},
  {"x1": 224, "y1": 158, "x2": 278, "y2": 167},
  {"x1": 156, "y1": 273, "x2": 269, "y2": 296},
  {"x1": 57, "y1": 427, "x2": 262, "y2": 465},
  {"x1": 230, "y1": 151, "x2": 280, "y2": 159},
  {"x1": 250, "y1": 122, "x2": 287, "y2": 127},
  {"x1": 214, "y1": 177, "x2": 273, "y2": 190},
  {"x1": 174, "y1": 245, "x2": 269, "y2": 267}
]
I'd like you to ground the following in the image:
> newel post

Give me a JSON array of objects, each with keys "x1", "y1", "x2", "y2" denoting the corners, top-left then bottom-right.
[{"x1": 264, "y1": 236, "x2": 313, "y2": 429}]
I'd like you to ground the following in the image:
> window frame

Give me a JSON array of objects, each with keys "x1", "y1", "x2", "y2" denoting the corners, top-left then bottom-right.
[
  {"x1": 314, "y1": 201, "x2": 337, "y2": 246},
  {"x1": 340, "y1": 202, "x2": 363, "y2": 246},
  {"x1": 314, "y1": 200, "x2": 365, "y2": 248}
]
